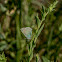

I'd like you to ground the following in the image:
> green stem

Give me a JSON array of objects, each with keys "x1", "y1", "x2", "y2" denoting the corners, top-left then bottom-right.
[
  {"x1": 28, "y1": 1, "x2": 58, "y2": 62},
  {"x1": 16, "y1": 0, "x2": 23, "y2": 62}
]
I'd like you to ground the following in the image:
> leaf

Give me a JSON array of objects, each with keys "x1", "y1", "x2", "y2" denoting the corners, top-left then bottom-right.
[
  {"x1": 0, "y1": 52, "x2": 7, "y2": 62},
  {"x1": 42, "y1": 5, "x2": 45, "y2": 13},
  {"x1": 20, "y1": 27, "x2": 32, "y2": 39},
  {"x1": 0, "y1": 41, "x2": 8, "y2": 51},
  {"x1": 35, "y1": 14, "x2": 40, "y2": 28},
  {"x1": 48, "y1": 0, "x2": 58, "y2": 12},
  {"x1": 42, "y1": 56, "x2": 50, "y2": 62},
  {"x1": 36, "y1": 54, "x2": 39, "y2": 62},
  {"x1": 0, "y1": 3, "x2": 7, "y2": 12},
  {"x1": 0, "y1": 33, "x2": 5, "y2": 40},
  {"x1": 35, "y1": 24, "x2": 45, "y2": 42},
  {"x1": 59, "y1": 24, "x2": 62, "y2": 32},
  {"x1": 40, "y1": 5, "x2": 46, "y2": 17},
  {"x1": 48, "y1": 27, "x2": 53, "y2": 47},
  {"x1": 29, "y1": 51, "x2": 33, "y2": 61}
]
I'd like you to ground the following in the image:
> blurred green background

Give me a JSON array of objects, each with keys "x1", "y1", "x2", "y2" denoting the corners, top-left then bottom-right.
[{"x1": 0, "y1": 0, "x2": 62, "y2": 62}]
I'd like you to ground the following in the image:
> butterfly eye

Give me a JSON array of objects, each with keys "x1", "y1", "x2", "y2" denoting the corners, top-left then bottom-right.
[{"x1": 20, "y1": 27, "x2": 32, "y2": 39}]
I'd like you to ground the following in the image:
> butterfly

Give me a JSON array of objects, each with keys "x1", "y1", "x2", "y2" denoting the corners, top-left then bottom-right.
[{"x1": 20, "y1": 27, "x2": 32, "y2": 39}]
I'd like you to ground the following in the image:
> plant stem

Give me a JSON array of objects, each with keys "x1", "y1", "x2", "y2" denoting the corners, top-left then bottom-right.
[
  {"x1": 27, "y1": 1, "x2": 58, "y2": 62},
  {"x1": 16, "y1": 0, "x2": 23, "y2": 62}
]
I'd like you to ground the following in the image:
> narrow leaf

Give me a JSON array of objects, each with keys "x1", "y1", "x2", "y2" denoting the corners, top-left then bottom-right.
[
  {"x1": 35, "y1": 14, "x2": 40, "y2": 28},
  {"x1": 36, "y1": 54, "x2": 39, "y2": 62},
  {"x1": 35, "y1": 24, "x2": 45, "y2": 42},
  {"x1": 42, "y1": 56, "x2": 50, "y2": 62},
  {"x1": 42, "y1": 5, "x2": 45, "y2": 13}
]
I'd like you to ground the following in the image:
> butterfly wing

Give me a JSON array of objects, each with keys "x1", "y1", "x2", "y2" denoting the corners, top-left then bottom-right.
[{"x1": 21, "y1": 27, "x2": 32, "y2": 39}]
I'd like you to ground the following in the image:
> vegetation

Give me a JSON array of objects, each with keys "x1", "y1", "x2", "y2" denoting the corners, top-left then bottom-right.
[
  {"x1": 0, "y1": 0, "x2": 62, "y2": 62},
  {"x1": 0, "y1": 53, "x2": 6, "y2": 62}
]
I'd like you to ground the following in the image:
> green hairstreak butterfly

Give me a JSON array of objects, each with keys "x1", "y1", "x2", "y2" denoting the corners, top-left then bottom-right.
[{"x1": 20, "y1": 27, "x2": 32, "y2": 39}]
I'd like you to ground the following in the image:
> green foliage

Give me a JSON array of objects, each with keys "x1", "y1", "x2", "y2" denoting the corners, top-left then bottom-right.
[
  {"x1": 25, "y1": 0, "x2": 58, "y2": 62},
  {"x1": 0, "y1": 53, "x2": 6, "y2": 62},
  {"x1": 35, "y1": 14, "x2": 40, "y2": 28},
  {"x1": 48, "y1": 0, "x2": 58, "y2": 12},
  {"x1": 36, "y1": 54, "x2": 39, "y2": 62},
  {"x1": 0, "y1": 41, "x2": 7, "y2": 51},
  {"x1": 0, "y1": 0, "x2": 61, "y2": 62},
  {"x1": 0, "y1": 3, "x2": 7, "y2": 12},
  {"x1": 42, "y1": 56, "x2": 50, "y2": 62},
  {"x1": 59, "y1": 24, "x2": 62, "y2": 32}
]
